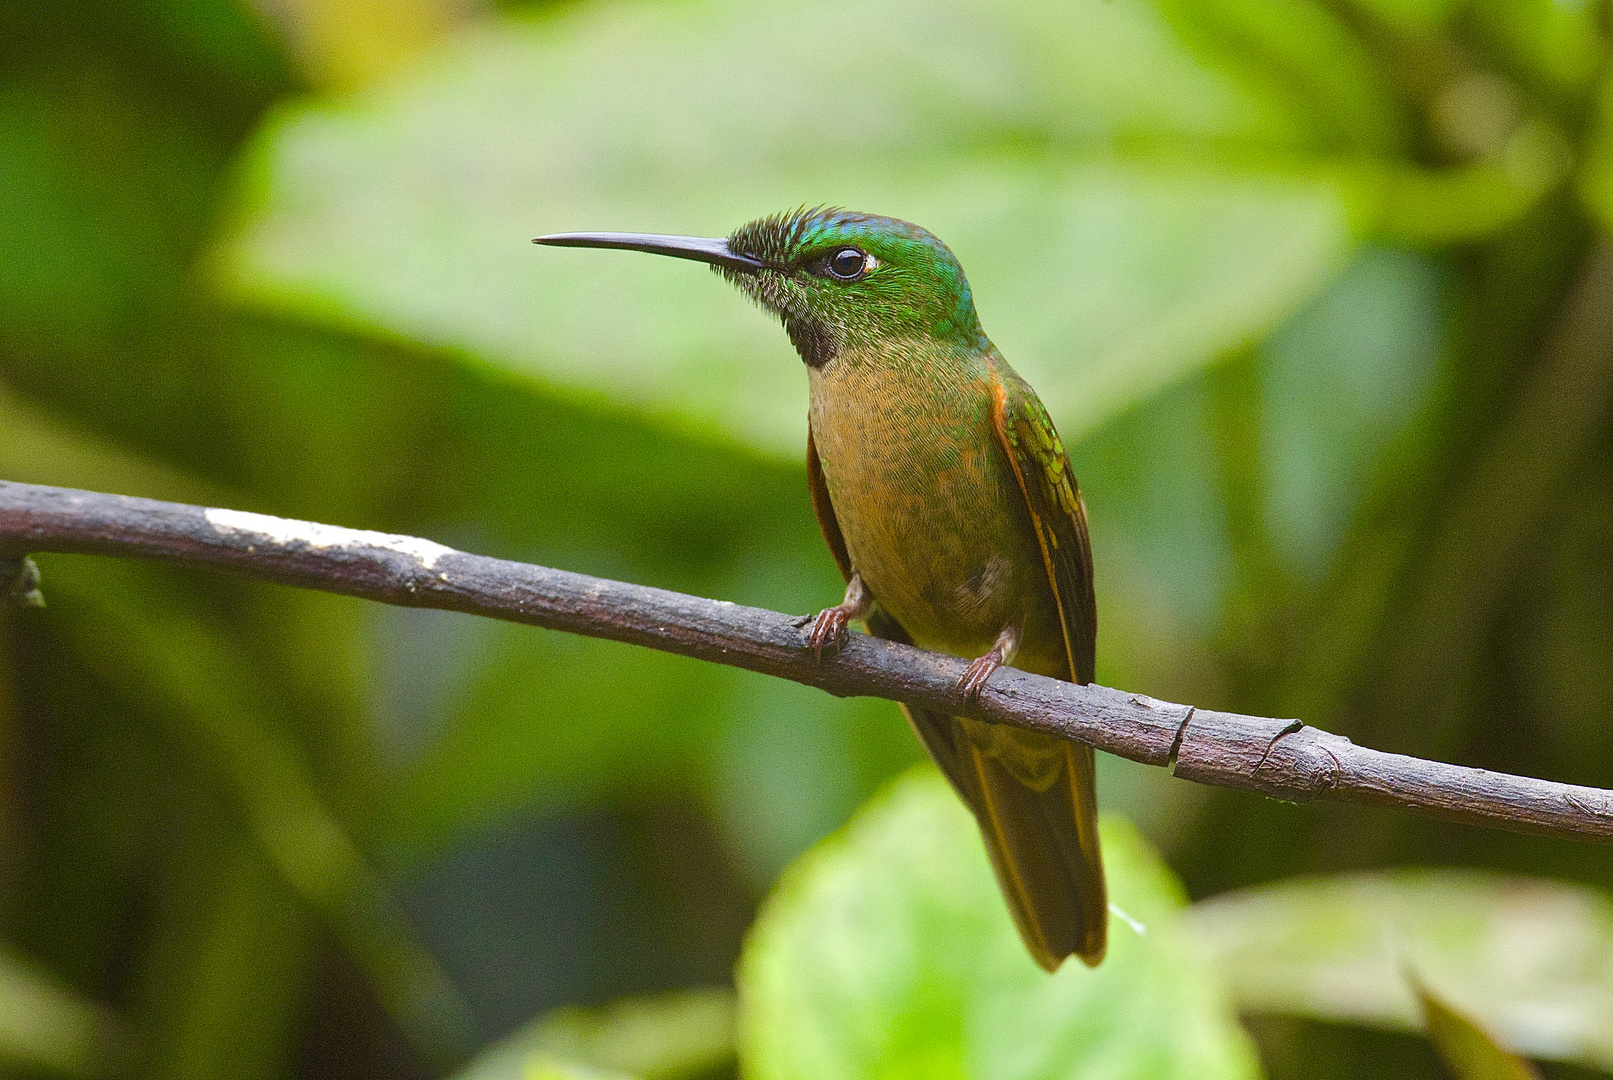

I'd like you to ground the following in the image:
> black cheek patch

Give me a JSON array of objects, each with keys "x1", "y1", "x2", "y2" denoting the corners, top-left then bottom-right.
[{"x1": 786, "y1": 317, "x2": 837, "y2": 368}]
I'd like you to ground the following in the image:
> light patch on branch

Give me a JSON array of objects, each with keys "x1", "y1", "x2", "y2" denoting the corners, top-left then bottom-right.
[{"x1": 204, "y1": 508, "x2": 456, "y2": 569}]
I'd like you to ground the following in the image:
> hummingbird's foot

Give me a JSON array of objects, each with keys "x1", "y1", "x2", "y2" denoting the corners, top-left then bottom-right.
[
  {"x1": 808, "y1": 573, "x2": 871, "y2": 662},
  {"x1": 957, "y1": 625, "x2": 1022, "y2": 703}
]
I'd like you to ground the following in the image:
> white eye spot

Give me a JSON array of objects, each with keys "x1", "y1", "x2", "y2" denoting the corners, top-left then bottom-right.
[{"x1": 863, "y1": 253, "x2": 879, "y2": 272}]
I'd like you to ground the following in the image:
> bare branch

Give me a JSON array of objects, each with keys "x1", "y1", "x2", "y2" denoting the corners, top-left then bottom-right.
[{"x1": 4, "y1": 480, "x2": 1611, "y2": 844}]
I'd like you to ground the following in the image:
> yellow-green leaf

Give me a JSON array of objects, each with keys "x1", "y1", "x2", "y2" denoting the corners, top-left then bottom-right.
[
  {"x1": 1412, "y1": 973, "x2": 1541, "y2": 1080},
  {"x1": 739, "y1": 768, "x2": 1261, "y2": 1080}
]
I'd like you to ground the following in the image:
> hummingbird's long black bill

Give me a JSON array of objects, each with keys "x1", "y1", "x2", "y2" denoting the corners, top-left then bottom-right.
[{"x1": 532, "y1": 232, "x2": 764, "y2": 273}]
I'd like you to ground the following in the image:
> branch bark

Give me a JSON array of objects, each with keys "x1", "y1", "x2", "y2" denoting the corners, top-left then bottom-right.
[{"x1": 4, "y1": 479, "x2": 1611, "y2": 845}]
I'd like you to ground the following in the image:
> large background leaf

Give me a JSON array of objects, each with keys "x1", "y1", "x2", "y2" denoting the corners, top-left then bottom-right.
[
  {"x1": 1186, "y1": 871, "x2": 1613, "y2": 1072},
  {"x1": 215, "y1": 0, "x2": 1366, "y2": 457},
  {"x1": 452, "y1": 987, "x2": 734, "y2": 1080},
  {"x1": 739, "y1": 769, "x2": 1262, "y2": 1080}
]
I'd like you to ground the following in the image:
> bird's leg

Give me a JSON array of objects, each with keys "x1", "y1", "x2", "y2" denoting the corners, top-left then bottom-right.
[
  {"x1": 958, "y1": 624, "x2": 1022, "y2": 702},
  {"x1": 808, "y1": 573, "x2": 871, "y2": 661}
]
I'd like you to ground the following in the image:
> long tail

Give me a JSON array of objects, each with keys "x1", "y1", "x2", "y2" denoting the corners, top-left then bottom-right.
[{"x1": 903, "y1": 703, "x2": 1107, "y2": 970}]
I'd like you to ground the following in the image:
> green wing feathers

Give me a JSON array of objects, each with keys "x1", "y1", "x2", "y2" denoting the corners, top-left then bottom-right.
[
  {"x1": 992, "y1": 371, "x2": 1097, "y2": 684},
  {"x1": 980, "y1": 369, "x2": 1107, "y2": 967}
]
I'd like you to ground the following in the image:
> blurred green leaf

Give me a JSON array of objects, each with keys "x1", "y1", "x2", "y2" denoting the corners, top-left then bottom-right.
[
  {"x1": 372, "y1": 604, "x2": 918, "y2": 883},
  {"x1": 521, "y1": 1064, "x2": 637, "y2": 1080},
  {"x1": 1346, "y1": 0, "x2": 1463, "y2": 33},
  {"x1": 0, "y1": 376, "x2": 234, "y2": 506},
  {"x1": 1184, "y1": 870, "x2": 1613, "y2": 1072},
  {"x1": 709, "y1": 674, "x2": 919, "y2": 887},
  {"x1": 1467, "y1": 0, "x2": 1604, "y2": 98},
  {"x1": 0, "y1": 2, "x2": 278, "y2": 469},
  {"x1": 1258, "y1": 245, "x2": 1445, "y2": 579},
  {"x1": 138, "y1": 0, "x2": 294, "y2": 87},
  {"x1": 1578, "y1": 74, "x2": 1613, "y2": 230},
  {"x1": 0, "y1": 77, "x2": 206, "y2": 354},
  {"x1": 1076, "y1": 371, "x2": 1236, "y2": 676},
  {"x1": 1157, "y1": 0, "x2": 1403, "y2": 155},
  {"x1": 1411, "y1": 973, "x2": 1541, "y2": 1080},
  {"x1": 260, "y1": 0, "x2": 469, "y2": 90},
  {"x1": 452, "y1": 987, "x2": 734, "y2": 1080},
  {"x1": 738, "y1": 768, "x2": 1261, "y2": 1080},
  {"x1": 44, "y1": 560, "x2": 475, "y2": 1066},
  {"x1": 0, "y1": 949, "x2": 125, "y2": 1078},
  {"x1": 139, "y1": 837, "x2": 311, "y2": 1080},
  {"x1": 215, "y1": 0, "x2": 1366, "y2": 458},
  {"x1": 376, "y1": 623, "x2": 727, "y2": 852},
  {"x1": 1381, "y1": 133, "x2": 1572, "y2": 244}
]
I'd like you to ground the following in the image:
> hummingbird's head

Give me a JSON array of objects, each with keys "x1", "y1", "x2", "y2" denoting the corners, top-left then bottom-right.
[
  {"x1": 721, "y1": 207, "x2": 988, "y2": 367},
  {"x1": 534, "y1": 208, "x2": 988, "y2": 368}
]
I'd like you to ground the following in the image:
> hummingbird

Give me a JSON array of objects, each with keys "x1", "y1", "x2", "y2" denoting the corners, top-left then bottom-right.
[{"x1": 535, "y1": 208, "x2": 1106, "y2": 969}]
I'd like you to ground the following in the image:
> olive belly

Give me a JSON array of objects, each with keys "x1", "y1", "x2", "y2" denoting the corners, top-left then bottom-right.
[{"x1": 807, "y1": 378, "x2": 1064, "y2": 677}]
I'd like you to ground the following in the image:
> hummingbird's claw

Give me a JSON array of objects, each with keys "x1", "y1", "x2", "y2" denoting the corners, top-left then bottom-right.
[
  {"x1": 808, "y1": 573, "x2": 872, "y2": 663},
  {"x1": 957, "y1": 625, "x2": 1021, "y2": 703},
  {"x1": 807, "y1": 606, "x2": 850, "y2": 661},
  {"x1": 957, "y1": 651, "x2": 1003, "y2": 702}
]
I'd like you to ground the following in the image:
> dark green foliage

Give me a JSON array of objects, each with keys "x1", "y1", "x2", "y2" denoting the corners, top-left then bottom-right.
[{"x1": 5, "y1": 0, "x2": 1613, "y2": 1075}]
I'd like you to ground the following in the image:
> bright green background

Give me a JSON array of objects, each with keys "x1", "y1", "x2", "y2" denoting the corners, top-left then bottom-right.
[{"x1": 4, "y1": 0, "x2": 1613, "y2": 1076}]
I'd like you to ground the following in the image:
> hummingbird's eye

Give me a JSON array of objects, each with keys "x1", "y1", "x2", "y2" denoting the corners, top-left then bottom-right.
[{"x1": 824, "y1": 246, "x2": 871, "y2": 281}]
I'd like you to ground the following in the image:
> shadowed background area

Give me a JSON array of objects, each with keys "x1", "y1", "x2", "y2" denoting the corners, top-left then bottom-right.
[{"x1": 3, "y1": 0, "x2": 1613, "y2": 1077}]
